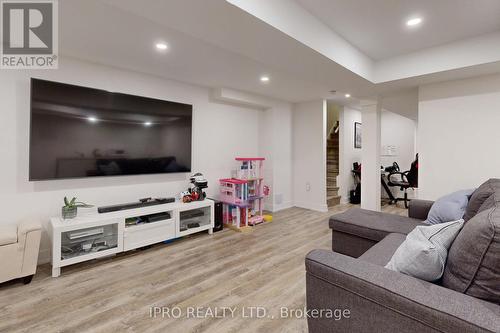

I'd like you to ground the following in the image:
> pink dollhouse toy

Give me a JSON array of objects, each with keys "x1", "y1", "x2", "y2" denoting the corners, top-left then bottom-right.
[{"x1": 219, "y1": 158, "x2": 266, "y2": 231}]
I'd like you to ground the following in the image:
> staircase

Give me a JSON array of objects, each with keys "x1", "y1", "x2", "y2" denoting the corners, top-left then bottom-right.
[{"x1": 327, "y1": 127, "x2": 341, "y2": 207}]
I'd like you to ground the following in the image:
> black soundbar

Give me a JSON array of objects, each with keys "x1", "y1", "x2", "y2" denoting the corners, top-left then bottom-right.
[{"x1": 98, "y1": 197, "x2": 175, "y2": 214}]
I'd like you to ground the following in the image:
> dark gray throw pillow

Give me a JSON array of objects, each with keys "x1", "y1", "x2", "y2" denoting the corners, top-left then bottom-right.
[
  {"x1": 442, "y1": 197, "x2": 500, "y2": 304},
  {"x1": 464, "y1": 178, "x2": 500, "y2": 221}
]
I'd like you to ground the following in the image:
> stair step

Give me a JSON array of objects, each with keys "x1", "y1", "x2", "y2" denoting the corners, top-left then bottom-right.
[
  {"x1": 327, "y1": 130, "x2": 339, "y2": 201},
  {"x1": 327, "y1": 195, "x2": 341, "y2": 207}
]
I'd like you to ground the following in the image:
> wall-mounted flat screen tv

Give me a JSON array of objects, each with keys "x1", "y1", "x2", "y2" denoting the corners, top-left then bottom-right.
[{"x1": 29, "y1": 78, "x2": 192, "y2": 180}]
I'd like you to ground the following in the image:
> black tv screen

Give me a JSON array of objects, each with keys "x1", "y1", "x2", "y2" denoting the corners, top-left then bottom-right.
[{"x1": 29, "y1": 79, "x2": 192, "y2": 180}]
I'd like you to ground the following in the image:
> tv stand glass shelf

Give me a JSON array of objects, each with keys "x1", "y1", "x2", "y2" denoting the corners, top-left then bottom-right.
[
  {"x1": 178, "y1": 206, "x2": 211, "y2": 237},
  {"x1": 61, "y1": 224, "x2": 118, "y2": 260},
  {"x1": 49, "y1": 199, "x2": 214, "y2": 277}
]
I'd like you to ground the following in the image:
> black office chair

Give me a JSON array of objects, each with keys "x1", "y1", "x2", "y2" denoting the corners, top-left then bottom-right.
[{"x1": 386, "y1": 154, "x2": 419, "y2": 208}]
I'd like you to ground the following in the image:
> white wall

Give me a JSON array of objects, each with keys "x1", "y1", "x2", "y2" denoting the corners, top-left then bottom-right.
[
  {"x1": 264, "y1": 106, "x2": 293, "y2": 211},
  {"x1": 212, "y1": 88, "x2": 293, "y2": 212},
  {"x1": 292, "y1": 100, "x2": 327, "y2": 212},
  {"x1": 381, "y1": 111, "x2": 416, "y2": 170},
  {"x1": 418, "y1": 73, "x2": 500, "y2": 199},
  {"x1": 381, "y1": 110, "x2": 417, "y2": 199},
  {"x1": 338, "y1": 107, "x2": 362, "y2": 203},
  {"x1": 338, "y1": 107, "x2": 416, "y2": 203},
  {"x1": 360, "y1": 101, "x2": 382, "y2": 211},
  {"x1": 0, "y1": 57, "x2": 291, "y2": 263},
  {"x1": 326, "y1": 102, "x2": 340, "y2": 134}
]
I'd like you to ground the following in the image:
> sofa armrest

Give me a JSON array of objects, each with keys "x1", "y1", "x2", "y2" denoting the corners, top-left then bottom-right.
[
  {"x1": 17, "y1": 219, "x2": 42, "y2": 277},
  {"x1": 17, "y1": 219, "x2": 41, "y2": 250},
  {"x1": 17, "y1": 220, "x2": 41, "y2": 242},
  {"x1": 408, "y1": 199, "x2": 434, "y2": 220},
  {"x1": 305, "y1": 249, "x2": 500, "y2": 333}
]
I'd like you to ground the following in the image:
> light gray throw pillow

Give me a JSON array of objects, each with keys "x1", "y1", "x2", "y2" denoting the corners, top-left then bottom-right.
[
  {"x1": 385, "y1": 219, "x2": 464, "y2": 281},
  {"x1": 425, "y1": 189, "x2": 474, "y2": 225}
]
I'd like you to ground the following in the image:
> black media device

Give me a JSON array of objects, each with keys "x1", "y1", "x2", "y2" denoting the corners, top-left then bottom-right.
[
  {"x1": 97, "y1": 197, "x2": 175, "y2": 214},
  {"x1": 212, "y1": 199, "x2": 223, "y2": 232},
  {"x1": 29, "y1": 78, "x2": 193, "y2": 181},
  {"x1": 144, "y1": 212, "x2": 171, "y2": 223}
]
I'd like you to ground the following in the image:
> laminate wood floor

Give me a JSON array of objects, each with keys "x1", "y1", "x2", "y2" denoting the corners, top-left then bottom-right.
[{"x1": 0, "y1": 204, "x2": 406, "y2": 333}]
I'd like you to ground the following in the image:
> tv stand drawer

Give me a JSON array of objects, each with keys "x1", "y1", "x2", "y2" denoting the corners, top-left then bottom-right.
[{"x1": 123, "y1": 219, "x2": 175, "y2": 251}]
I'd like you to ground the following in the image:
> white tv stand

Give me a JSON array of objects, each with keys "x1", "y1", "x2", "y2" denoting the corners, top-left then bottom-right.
[{"x1": 49, "y1": 199, "x2": 214, "y2": 277}]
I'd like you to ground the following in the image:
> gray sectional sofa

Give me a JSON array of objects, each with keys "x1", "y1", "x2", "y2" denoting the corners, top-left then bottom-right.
[{"x1": 306, "y1": 179, "x2": 500, "y2": 333}]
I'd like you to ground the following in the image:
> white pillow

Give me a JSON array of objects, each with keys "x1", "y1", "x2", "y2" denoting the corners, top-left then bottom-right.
[{"x1": 385, "y1": 219, "x2": 464, "y2": 281}]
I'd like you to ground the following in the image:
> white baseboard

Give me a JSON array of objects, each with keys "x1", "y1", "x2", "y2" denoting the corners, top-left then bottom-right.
[
  {"x1": 272, "y1": 201, "x2": 293, "y2": 212},
  {"x1": 294, "y1": 201, "x2": 328, "y2": 212},
  {"x1": 264, "y1": 201, "x2": 293, "y2": 212}
]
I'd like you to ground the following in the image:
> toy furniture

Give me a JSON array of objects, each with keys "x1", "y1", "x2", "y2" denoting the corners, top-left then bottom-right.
[
  {"x1": 0, "y1": 219, "x2": 42, "y2": 284},
  {"x1": 219, "y1": 158, "x2": 266, "y2": 232}
]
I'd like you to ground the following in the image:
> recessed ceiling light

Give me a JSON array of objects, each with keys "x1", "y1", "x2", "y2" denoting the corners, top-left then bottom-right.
[
  {"x1": 260, "y1": 76, "x2": 270, "y2": 83},
  {"x1": 87, "y1": 116, "x2": 98, "y2": 123},
  {"x1": 144, "y1": 121, "x2": 152, "y2": 126},
  {"x1": 155, "y1": 42, "x2": 168, "y2": 50},
  {"x1": 406, "y1": 17, "x2": 422, "y2": 27},
  {"x1": 345, "y1": 93, "x2": 351, "y2": 98}
]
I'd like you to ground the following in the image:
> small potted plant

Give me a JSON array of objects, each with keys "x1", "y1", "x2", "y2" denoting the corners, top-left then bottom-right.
[{"x1": 62, "y1": 197, "x2": 93, "y2": 219}]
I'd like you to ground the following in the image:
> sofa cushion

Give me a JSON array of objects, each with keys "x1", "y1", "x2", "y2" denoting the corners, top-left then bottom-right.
[
  {"x1": 358, "y1": 233, "x2": 406, "y2": 266},
  {"x1": 330, "y1": 208, "x2": 424, "y2": 242},
  {"x1": 0, "y1": 224, "x2": 18, "y2": 246},
  {"x1": 425, "y1": 189, "x2": 473, "y2": 225},
  {"x1": 443, "y1": 198, "x2": 500, "y2": 304},
  {"x1": 477, "y1": 194, "x2": 496, "y2": 214},
  {"x1": 385, "y1": 220, "x2": 464, "y2": 281},
  {"x1": 464, "y1": 178, "x2": 500, "y2": 221}
]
